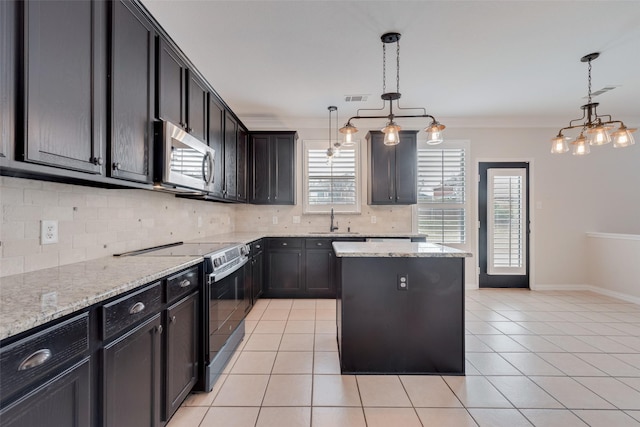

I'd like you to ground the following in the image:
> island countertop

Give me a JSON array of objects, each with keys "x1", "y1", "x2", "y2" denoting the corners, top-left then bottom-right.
[{"x1": 332, "y1": 241, "x2": 472, "y2": 257}]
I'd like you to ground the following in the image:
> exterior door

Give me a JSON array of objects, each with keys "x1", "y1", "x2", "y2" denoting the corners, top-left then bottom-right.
[{"x1": 479, "y1": 162, "x2": 530, "y2": 288}]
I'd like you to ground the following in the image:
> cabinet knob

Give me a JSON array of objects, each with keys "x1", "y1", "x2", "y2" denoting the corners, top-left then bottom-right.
[
  {"x1": 179, "y1": 279, "x2": 191, "y2": 288},
  {"x1": 113, "y1": 162, "x2": 121, "y2": 171},
  {"x1": 186, "y1": 127, "x2": 193, "y2": 133},
  {"x1": 91, "y1": 156, "x2": 103, "y2": 166},
  {"x1": 18, "y1": 349, "x2": 52, "y2": 371},
  {"x1": 170, "y1": 316, "x2": 176, "y2": 324},
  {"x1": 156, "y1": 325, "x2": 163, "y2": 334},
  {"x1": 389, "y1": 196, "x2": 393, "y2": 200},
  {"x1": 317, "y1": 242, "x2": 322, "y2": 246},
  {"x1": 282, "y1": 242, "x2": 287, "y2": 246}
]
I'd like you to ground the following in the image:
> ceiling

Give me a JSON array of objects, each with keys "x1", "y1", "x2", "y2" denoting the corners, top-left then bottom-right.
[{"x1": 141, "y1": 0, "x2": 640, "y2": 131}]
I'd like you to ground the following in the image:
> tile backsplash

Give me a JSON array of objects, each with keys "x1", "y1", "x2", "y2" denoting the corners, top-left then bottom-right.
[
  {"x1": 0, "y1": 177, "x2": 235, "y2": 277},
  {"x1": 1, "y1": 176, "x2": 413, "y2": 278}
]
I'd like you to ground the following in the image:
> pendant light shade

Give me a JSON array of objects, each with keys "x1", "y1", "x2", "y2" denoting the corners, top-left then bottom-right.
[
  {"x1": 339, "y1": 122, "x2": 358, "y2": 147},
  {"x1": 611, "y1": 124, "x2": 637, "y2": 148},
  {"x1": 571, "y1": 133, "x2": 590, "y2": 156},
  {"x1": 586, "y1": 125, "x2": 611, "y2": 146},
  {"x1": 425, "y1": 121, "x2": 446, "y2": 145},
  {"x1": 382, "y1": 121, "x2": 401, "y2": 146},
  {"x1": 550, "y1": 133, "x2": 570, "y2": 154}
]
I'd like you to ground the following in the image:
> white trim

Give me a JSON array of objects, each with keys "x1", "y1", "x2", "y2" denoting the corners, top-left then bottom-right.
[
  {"x1": 533, "y1": 284, "x2": 640, "y2": 305},
  {"x1": 586, "y1": 232, "x2": 640, "y2": 241}
]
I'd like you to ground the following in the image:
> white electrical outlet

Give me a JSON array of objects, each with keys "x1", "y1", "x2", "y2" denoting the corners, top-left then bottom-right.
[
  {"x1": 272, "y1": 216, "x2": 278, "y2": 225},
  {"x1": 40, "y1": 220, "x2": 59, "y2": 245},
  {"x1": 371, "y1": 216, "x2": 377, "y2": 224},
  {"x1": 292, "y1": 216, "x2": 300, "y2": 224},
  {"x1": 197, "y1": 216, "x2": 203, "y2": 227}
]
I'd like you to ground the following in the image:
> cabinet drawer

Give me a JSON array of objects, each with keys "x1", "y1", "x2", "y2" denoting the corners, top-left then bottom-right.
[
  {"x1": 166, "y1": 266, "x2": 199, "y2": 303},
  {"x1": 0, "y1": 313, "x2": 89, "y2": 404},
  {"x1": 102, "y1": 282, "x2": 162, "y2": 340},
  {"x1": 305, "y1": 238, "x2": 332, "y2": 249},
  {"x1": 268, "y1": 238, "x2": 302, "y2": 249}
]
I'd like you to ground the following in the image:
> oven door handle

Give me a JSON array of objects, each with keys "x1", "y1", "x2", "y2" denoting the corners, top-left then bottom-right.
[{"x1": 210, "y1": 256, "x2": 249, "y2": 283}]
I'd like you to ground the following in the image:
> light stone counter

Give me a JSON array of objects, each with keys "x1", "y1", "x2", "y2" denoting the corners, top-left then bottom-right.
[
  {"x1": 332, "y1": 241, "x2": 472, "y2": 258},
  {"x1": 0, "y1": 255, "x2": 202, "y2": 340},
  {"x1": 189, "y1": 232, "x2": 425, "y2": 245}
]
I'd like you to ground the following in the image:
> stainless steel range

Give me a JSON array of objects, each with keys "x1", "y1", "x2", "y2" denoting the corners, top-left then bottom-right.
[{"x1": 119, "y1": 241, "x2": 251, "y2": 391}]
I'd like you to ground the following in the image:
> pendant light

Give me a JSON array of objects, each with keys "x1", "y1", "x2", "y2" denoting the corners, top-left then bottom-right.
[
  {"x1": 550, "y1": 52, "x2": 636, "y2": 155},
  {"x1": 326, "y1": 106, "x2": 338, "y2": 163},
  {"x1": 339, "y1": 32, "x2": 445, "y2": 146}
]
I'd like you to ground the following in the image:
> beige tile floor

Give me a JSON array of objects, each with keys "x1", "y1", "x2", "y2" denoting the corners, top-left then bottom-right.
[{"x1": 167, "y1": 290, "x2": 640, "y2": 426}]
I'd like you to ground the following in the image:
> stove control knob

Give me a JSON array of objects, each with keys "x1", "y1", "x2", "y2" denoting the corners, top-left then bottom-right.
[
  {"x1": 240, "y1": 245, "x2": 250, "y2": 256},
  {"x1": 213, "y1": 258, "x2": 222, "y2": 268}
]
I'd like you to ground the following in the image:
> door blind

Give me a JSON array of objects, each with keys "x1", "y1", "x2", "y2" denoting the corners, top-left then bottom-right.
[{"x1": 487, "y1": 168, "x2": 526, "y2": 275}]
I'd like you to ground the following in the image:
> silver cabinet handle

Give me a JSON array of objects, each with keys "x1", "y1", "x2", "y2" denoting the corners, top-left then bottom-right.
[
  {"x1": 317, "y1": 242, "x2": 322, "y2": 246},
  {"x1": 129, "y1": 302, "x2": 145, "y2": 315},
  {"x1": 179, "y1": 279, "x2": 191, "y2": 288},
  {"x1": 18, "y1": 349, "x2": 52, "y2": 371},
  {"x1": 113, "y1": 162, "x2": 121, "y2": 171},
  {"x1": 256, "y1": 244, "x2": 261, "y2": 249},
  {"x1": 157, "y1": 325, "x2": 163, "y2": 334},
  {"x1": 170, "y1": 316, "x2": 176, "y2": 324},
  {"x1": 282, "y1": 242, "x2": 287, "y2": 246}
]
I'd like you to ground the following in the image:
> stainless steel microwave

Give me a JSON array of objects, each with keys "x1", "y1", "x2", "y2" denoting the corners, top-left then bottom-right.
[{"x1": 155, "y1": 120, "x2": 215, "y2": 193}]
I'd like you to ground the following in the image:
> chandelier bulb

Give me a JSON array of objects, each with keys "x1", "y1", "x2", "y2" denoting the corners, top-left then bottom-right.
[
  {"x1": 571, "y1": 133, "x2": 590, "y2": 156},
  {"x1": 550, "y1": 133, "x2": 570, "y2": 154},
  {"x1": 612, "y1": 124, "x2": 637, "y2": 148}
]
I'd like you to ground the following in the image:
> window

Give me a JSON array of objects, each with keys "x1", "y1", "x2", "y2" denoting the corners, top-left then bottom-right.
[
  {"x1": 303, "y1": 140, "x2": 360, "y2": 213},
  {"x1": 416, "y1": 142, "x2": 468, "y2": 243}
]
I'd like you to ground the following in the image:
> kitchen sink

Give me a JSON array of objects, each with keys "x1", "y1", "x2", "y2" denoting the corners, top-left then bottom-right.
[{"x1": 309, "y1": 231, "x2": 360, "y2": 235}]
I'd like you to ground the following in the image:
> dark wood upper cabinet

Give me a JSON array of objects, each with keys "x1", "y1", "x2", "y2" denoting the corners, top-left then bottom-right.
[
  {"x1": 208, "y1": 95, "x2": 225, "y2": 198},
  {"x1": 186, "y1": 71, "x2": 207, "y2": 142},
  {"x1": 157, "y1": 38, "x2": 186, "y2": 129},
  {"x1": 0, "y1": 0, "x2": 15, "y2": 163},
  {"x1": 224, "y1": 114, "x2": 238, "y2": 200},
  {"x1": 109, "y1": 0, "x2": 155, "y2": 183},
  {"x1": 236, "y1": 128, "x2": 248, "y2": 203},
  {"x1": 249, "y1": 132, "x2": 297, "y2": 205},
  {"x1": 367, "y1": 130, "x2": 417, "y2": 205},
  {"x1": 22, "y1": 0, "x2": 106, "y2": 173}
]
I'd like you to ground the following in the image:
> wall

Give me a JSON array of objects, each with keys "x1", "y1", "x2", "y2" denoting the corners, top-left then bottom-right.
[
  {"x1": 0, "y1": 176, "x2": 235, "y2": 277},
  {"x1": 586, "y1": 233, "x2": 640, "y2": 304}
]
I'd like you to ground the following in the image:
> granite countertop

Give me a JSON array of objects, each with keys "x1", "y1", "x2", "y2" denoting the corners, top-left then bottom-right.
[
  {"x1": 332, "y1": 241, "x2": 472, "y2": 258},
  {"x1": 0, "y1": 232, "x2": 429, "y2": 341},
  {"x1": 0, "y1": 256, "x2": 202, "y2": 341}
]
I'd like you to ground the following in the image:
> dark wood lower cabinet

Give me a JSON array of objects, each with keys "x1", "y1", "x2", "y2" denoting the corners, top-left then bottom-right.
[
  {"x1": 104, "y1": 314, "x2": 162, "y2": 427},
  {"x1": 0, "y1": 358, "x2": 91, "y2": 427},
  {"x1": 267, "y1": 249, "x2": 303, "y2": 296},
  {"x1": 305, "y1": 248, "x2": 334, "y2": 297},
  {"x1": 164, "y1": 292, "x2": 199, "y2": 420}
]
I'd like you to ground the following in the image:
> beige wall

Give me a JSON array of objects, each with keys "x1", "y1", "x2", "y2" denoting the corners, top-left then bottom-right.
[{"x1": 2, "y1": 125, "x2": 639, "y2": 292}]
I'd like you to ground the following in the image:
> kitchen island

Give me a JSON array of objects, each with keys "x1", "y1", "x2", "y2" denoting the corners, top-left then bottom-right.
[{"x1": 333, "y1": 241, "x2": 471, "y2": 375}]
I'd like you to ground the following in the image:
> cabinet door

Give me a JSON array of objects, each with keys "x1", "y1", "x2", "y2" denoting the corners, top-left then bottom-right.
[
  {"x1": 208, "y1": 96, "x2": 225, "y2": 198},
  {"x1": 236, "y1": 128, "x2": 248, "y2": 203},
  {"x1": 104, "y1": 314, "x2": 162, "y2": 427},
  {"x1": 267, "y1": 250, "x2": 303, "y2": 296},
  {"x1": 224, "y1": 114, "x2": 238, "y2": 199},
  {"x1": 368, "y1": 132, "x2": 394, "y2": 204},
  {"x1": 165, "y1": 292, "x2": 198, "y2": 420},
  {"x1": 0, "y1": 358, "x2": 91, "y2": 427},
  {"x1": 110, "y1": 0, "x2": 154, "y2": 183},
  {"x1": 249, "y1": 134, "x2": 270, "y2": 203},
  {"x1": 0, "y1": 0, "x2": 15, "y2": 163},
  {"x1": 394, "y1": 132, "x2": 417, "y2": 204},
  {"x1": 251, "y1": 250, "x2": 264, "y2": 302},
  {"x1": 157, "y1": 39, "x2": 185, "y2": 128},
  {"x1": 305, "y1": 249, "x2": 334, "y2": 297},
  {"x1": 24, "y1": 0, "x2": 105, "y2": 173},
  {"x1": 186, "y1": 71, "x2": 207, "y2": 142},
  {"x1": 272, "y1": 134, "x2": 295, "y2": 205}
]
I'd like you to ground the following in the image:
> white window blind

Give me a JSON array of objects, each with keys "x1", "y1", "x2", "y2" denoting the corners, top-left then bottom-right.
[
  {"x1": 416, "y1": 147, "x2": 466, "y2": 243},
  {"x1": 487, "y1": 168, "x2": 526, "y2": 275},
  {"x1": 304, "y1": 140, "x2": 360, "y2": 213}
]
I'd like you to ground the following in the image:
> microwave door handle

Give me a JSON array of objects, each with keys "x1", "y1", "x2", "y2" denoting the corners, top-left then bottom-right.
[
  {"x1": 208, "y1": 154, "x2": 215, "y2": 185},
  {"x1": 202, "y1": 152, "x2": 213, "y2": 185}
]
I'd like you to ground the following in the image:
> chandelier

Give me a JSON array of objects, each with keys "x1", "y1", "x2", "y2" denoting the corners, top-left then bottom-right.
[
  {"x1": 550, "y1": 52, "x2": 636, "y2": 156},
  {"x1": 339, "y1": 32, "x2": 445, "y2": 147}
]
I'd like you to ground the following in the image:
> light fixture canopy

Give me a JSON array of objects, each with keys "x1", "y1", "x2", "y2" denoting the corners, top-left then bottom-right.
[
  {"x1": 550, "y1": 52, "x2": 636, "y2": 155},
  {"x1": 339, "y1": 32, "x2": 445, "y2": 146}
]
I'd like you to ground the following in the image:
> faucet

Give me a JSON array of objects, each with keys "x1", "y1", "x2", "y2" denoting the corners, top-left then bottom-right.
[{"x1": 330, "y1": 208, "x2": 339, "y2": 232}]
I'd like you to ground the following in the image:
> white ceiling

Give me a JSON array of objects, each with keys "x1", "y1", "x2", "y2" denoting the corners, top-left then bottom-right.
[{"x1": 141, "y1": 0, "x2": 640, "y2": 131}]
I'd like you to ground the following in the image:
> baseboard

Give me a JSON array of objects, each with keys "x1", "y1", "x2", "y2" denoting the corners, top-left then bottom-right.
[
  {"x1": 465, "y1": 282, "x2": 479, "y2": 290},
  {"x1": 533, "y1": 283, "x2": 640, "y2": 305}
]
